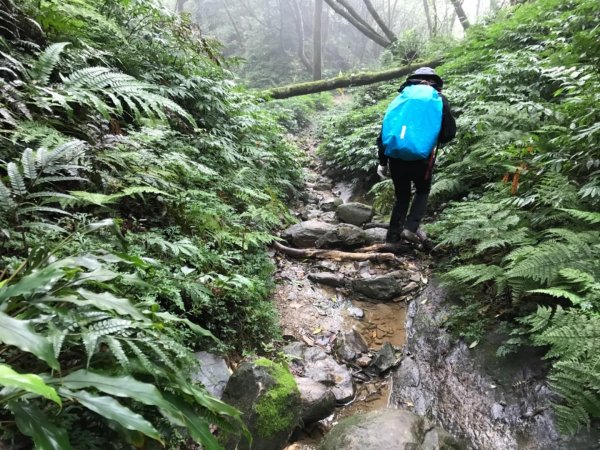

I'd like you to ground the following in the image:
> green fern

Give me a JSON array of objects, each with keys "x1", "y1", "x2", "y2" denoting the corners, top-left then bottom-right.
[{"x1": 27, "y1": 42, "x2": 69, "y2": 85}]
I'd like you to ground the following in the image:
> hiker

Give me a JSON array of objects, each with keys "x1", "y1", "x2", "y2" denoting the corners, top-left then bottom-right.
[{"x1": 376, "y1": 67, "x2": 456, "y2": 244}]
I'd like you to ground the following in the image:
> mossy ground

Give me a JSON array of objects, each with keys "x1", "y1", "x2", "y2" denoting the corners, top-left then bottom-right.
[{"x1": 253, "y1": 358, "x2": 300, "y2": 438}]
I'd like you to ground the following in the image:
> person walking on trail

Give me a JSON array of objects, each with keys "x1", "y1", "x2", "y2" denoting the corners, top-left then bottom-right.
[{"x1": 376, "y1": 67, "x2": 456, "y2": 244}]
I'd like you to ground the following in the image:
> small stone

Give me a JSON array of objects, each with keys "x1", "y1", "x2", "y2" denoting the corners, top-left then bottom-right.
[
  {"x1": 308, "y1": 272, "x2": 345, "y2": 288},
  {"x1": 402, "y1": 282, "x2": 420, "y2": 294},
  {"x1": 348, "y1": 306, "x2": 365, "y2": 319},
  {"x1": 409, "y1": 272, "x2": 421, "y2": 283},
  {"x1": 356, "y1": 355, "x2": 372, "y2": 367}
]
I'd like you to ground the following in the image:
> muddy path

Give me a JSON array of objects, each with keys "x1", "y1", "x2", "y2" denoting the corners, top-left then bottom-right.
[{"x1": 271, "y1": 129, "x2": 432, "y2": 449}]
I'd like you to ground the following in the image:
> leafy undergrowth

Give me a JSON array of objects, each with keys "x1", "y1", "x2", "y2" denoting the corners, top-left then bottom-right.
[
  {"x1": 318, "y1": 0, "x2": 600, "y2": 435},
  {"x1": 0, "y1": 0, "x2": 307, "y2": 448}
]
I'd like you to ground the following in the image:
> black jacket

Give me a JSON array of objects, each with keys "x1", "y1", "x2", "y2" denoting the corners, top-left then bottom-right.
[{"x1": 377, "y1": 82, "x2": 456, "y2": 166}]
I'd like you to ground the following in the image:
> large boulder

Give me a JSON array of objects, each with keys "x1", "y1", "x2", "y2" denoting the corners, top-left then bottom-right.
[
  {"x1": 315, "y1": 223, "x2": 369, "y2": 249},
  {"x1": 295, "y1": 377, "x2": 337, "y2": 425},
  {"x1": 192, "y1": 351, "x2": 230, "y2": 399},
  {"x1": 351, "y1": 272, "x2": 407, "y2": 301},
  {"x1": 282, "y1": 220, "x2": 335, "y2": 248},
  {"x1": 221, "y1": 359, "x2": 301, "y2": 450},
  {"x1": 336, "y1": 202, "x2": 373, "y2": 227},
  {"x1": 318, "y1": 409, "x2": 461, "y2": 450}
]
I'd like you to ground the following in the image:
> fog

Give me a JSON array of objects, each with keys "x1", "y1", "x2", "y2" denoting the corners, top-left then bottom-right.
[{"x1": 163, "y1": 0, "x2": 498, "y2": 87}]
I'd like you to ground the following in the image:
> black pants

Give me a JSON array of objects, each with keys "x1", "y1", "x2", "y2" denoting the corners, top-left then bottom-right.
[{"x1": 388, "y1": 158, "x2": 432, "y2": 233}]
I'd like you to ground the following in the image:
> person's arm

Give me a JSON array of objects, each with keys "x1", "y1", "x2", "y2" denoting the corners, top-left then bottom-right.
[
  {"x1": 377, "y1": 130, "x2": 388, "y2": 166},
  {"x1": 438, "y1": 95, "x2": 456, "y2": 144}
]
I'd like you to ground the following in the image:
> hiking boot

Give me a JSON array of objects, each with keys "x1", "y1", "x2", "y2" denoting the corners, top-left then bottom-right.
[
  {"x1": 385, "y1": 229, "x2": 401, "y2": 243},
  {"x1": 416, "y1": 228, "x2": 428, "y2": 242},
  {"x1": 401, "y1": 228, "x2": 421, "y2": 244}
]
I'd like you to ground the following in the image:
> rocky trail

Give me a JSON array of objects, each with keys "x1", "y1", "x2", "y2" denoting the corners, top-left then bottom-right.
[{"x1": 195, "y1": 129, "x2": 600, "y2": 450}]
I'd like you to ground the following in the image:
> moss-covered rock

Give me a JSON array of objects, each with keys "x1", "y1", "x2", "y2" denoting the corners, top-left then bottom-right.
[{"x1": 221, "y1": 358, "x2": 301, "y2": 450}]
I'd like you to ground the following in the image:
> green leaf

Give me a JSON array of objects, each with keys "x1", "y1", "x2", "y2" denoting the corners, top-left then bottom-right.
[
  {"x1": 0, "y1": 364, "x2": 61, "y2": 405},
  {"x1": 61, "y1": 370, "x2": 169, "y2": 410},
  {"x1": 0, "y1": 312, "x2": 59, "y2": 370},
  {"x1": 76, "y1": 289, "x2": 147, "y2": 321},
  {"x1": 60, "y1": 389, "x2": 162, "y2": 443},
  {"x1": 154, "y1": 311, "x2": 217, "y2": 340},
  {"x1": 8, "y1": 401, "x2": 73, "y2": 450},
  {"x1": 0, "y1": 265, "x2": 63, "y2": 304}
]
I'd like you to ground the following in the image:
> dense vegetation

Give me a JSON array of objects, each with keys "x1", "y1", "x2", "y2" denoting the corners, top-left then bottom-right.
[
  {"x1": 0, "y1": 0, "x2": 304, "y2": 448},
  {"x1": 318, "y1": 0, "x2": 600, "y2": 434}
]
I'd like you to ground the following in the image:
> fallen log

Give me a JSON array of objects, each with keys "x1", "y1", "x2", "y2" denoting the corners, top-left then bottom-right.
[
  {"x1": 262, "y1": 59, "x2": 442, "y2": 99},
  {"x1": 272, "y1": 241, "x2": 403, "y2": 264},
  {"x1": 357, "y1": 242, "x2": 414, "y2": 253}
]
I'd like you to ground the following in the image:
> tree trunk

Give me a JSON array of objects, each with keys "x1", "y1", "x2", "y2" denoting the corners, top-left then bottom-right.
[
  {"x1": 221, "y1": 0, "x2": 243, "y2": 43},
  {"x1": 175, "y1": 0, "x2": 186, "y2": 12},
  {"x1": 263, "y1": 58, "x2": 442, "y2": 99},
  {"x1": 449, "y1": 0, "x2": 471, "y2": 31},
  {"x1": 290, "y1": 0, "x2": 312, "y2": 72},
  {"x1": 422, "y1": 0, "x2": 434, "y2": 37},
  {"x1": 323, "y1": 0, "x2": 391, "y2": 47},
  {"x1": 362, "y1": 0, "x2": 397, "y2": 43},
  {"x1": 313, "y1": 0, "x2": 323, "y2": 80}
]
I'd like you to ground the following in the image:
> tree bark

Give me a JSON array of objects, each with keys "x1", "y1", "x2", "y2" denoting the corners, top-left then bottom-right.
[
  {"x1": 422, "y1": 0, "x2": 434, "y2": 37},
  {"x1": 449, "y1": 0, "x2": 471, "y2": 31},
  {"x1": 323, "y1": 0, "x2": 391, "y2": 47},
  {"x1": 272, "y1": 242, "x2": 403, "y2": 264},
  {"x1": 263, "y1": 58, "x2": 442, "y2": 99},
  {"x1": 290, "y1": 0, "x2": 312, "y2": 72},
  {"x1": 313, "y1": 0, "x2": 323, "y2": 80},
  {"x1": 175, "y1": 0, "x2": 186, "y2": 12},
  {"x1": 221, "y1": 0, "x2": 243, "y2": 43},
  {"x1": 362, "y1": 0, "x2": 397, "y2": 43}
]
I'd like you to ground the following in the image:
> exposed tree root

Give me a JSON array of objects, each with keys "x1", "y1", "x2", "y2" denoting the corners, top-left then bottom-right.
[{"x1": 272, "y1": 241, "x2": 405, "y2": 264}]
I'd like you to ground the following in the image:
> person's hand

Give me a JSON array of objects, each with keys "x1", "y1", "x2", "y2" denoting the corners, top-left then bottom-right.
[{"x1": 377, "y1": 164, "x2": 388, "y2": 179}]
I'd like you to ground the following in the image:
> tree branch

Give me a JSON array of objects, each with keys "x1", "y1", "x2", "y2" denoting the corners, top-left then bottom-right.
[
  {"x1": 323, "y1": 0, "x2": 391, "y2": 47},
  {"x1": 362, "y1": 0, "x2": 397, "y2": 43}
]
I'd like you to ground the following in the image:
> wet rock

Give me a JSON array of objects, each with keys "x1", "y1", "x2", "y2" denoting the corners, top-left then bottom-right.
[
  {"x1": 335, "y1": 330, "x2": 369, "y2": 362},
  {"x1": 356, "y1": 355, "x2": 372, "y2": 367},
  {"x1": 282, "y1": 220, "x2": 335, "y2": 248},
  {"x1": 370, "y1": 342, "x2": 398, "y2": 374},
  {"x1": 347, "y1": 306, "x2": 364, "y2": 319},
  {"x1": 315, "y1": 223, "x2": 368, "y2": 249},
  {"x1": 402, "y1": 281, "x2": 420, "y2": 294},
  {"x1": 356, "y1": 260, "x2": 372, "y2": 277},
  {"x1": 351, "y1": 272, "x2": 405, "y2": 301},
  {"x1": 314, "y1": 180, "x2": 333, "y2": 191},
  {"x1": 295, "y1": 377, "x2": 337, "y2": 425},
  {"x1": 317, "y1": 408, "x2": 460, "y2": 450},
  {"x1": 192, "y1": 351, "x2": 230, "y2": 399},
  {"x1": 390, "y1": 281, "x2": 600, "y2": 450},
  {"x1": 319, "y1": 211, "x2": 338, "y2": 223},
  {"x1": 422, "y1": 427, "x2": 463, "y2": 450},
  {"x1": 314, "y1": 260, "x2": 338, "y2": 272},
  {"x1": 336, "y1": 202, "x2": 373, "y2": 227},
  {"x1": 222, "y1": 359, "x2": 301, "y2": 450},
  {"x1": 364, "y1": 227, "x2": 387, "y2": 244},
  {"x1": 319, "y1": 197, "x2": 343, "y2": 212},
  {"x1": 285, "y1": 343, "x2": 354, "y2": 404},
  {"x1": 308, "y1": 272, "x2": 345, "y2": 288}
]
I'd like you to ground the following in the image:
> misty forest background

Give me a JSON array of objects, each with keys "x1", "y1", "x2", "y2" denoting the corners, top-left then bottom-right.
[{"x1": 0, "y1": 0, "x2": 598, "y2": 449}]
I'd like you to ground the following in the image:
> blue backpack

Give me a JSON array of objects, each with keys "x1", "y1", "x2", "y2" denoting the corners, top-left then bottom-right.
[{"x1": 382, "y1": 84, "x2": 443, "y2": 161}]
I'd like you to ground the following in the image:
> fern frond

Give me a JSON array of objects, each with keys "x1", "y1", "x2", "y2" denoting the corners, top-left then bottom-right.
[
  {"x1": 104, "y1": 336, "x2": 129, "y2": 369},
  {"x1": 20, "y1": 147, "x2": 36, "y2": 179},
  {"x1": 0, "y1": 179, "x2": 16, "y2": 211},
  {"x1": 7, "y1": 161, "x2": 27, "y2": 196},
  {"x1": 560, "y1": 208, "x2": 600, "y2": 225},
  {"x1": 507, "y1": 241, "x2": 592, "y2": 284},
  {"x1": 527, "y1": 288, "x2": 583, "y2": 306},
  {"x1": 444, "y1": 264, "x2": 505, "y2": 287},
  {"x1": 28, "y1": 42, "x2": 69, "y2": 85}
]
